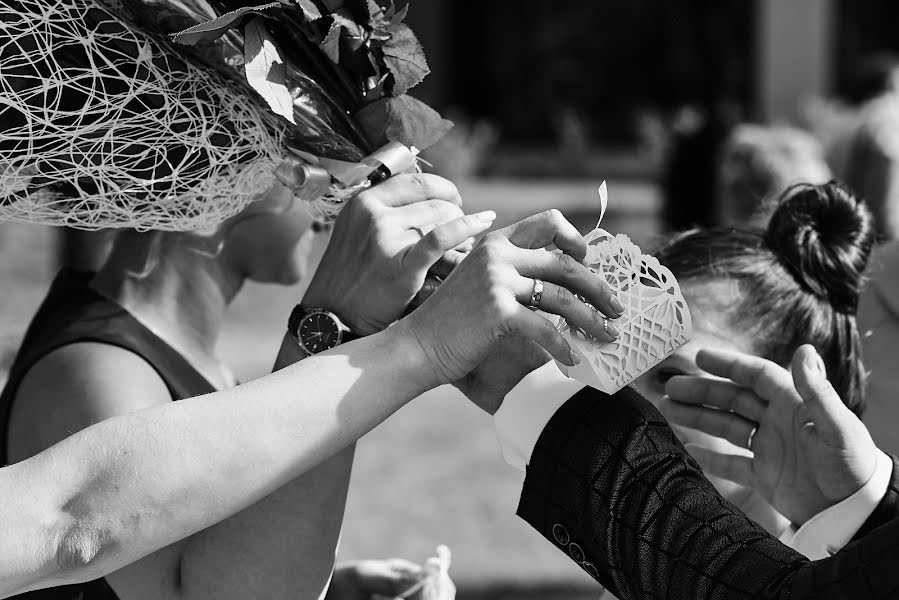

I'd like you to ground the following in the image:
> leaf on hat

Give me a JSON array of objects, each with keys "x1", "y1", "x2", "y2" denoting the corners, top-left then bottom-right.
[
  {"x1": 244, "y1": 18, "x2": 296, "y2": 124},
  {"x1": 171, "y1": 1, "x2": 284, "y2": 45},
  {"x1": 382, "y1": 23, "x2": 428, "y2": 95},
  {"x1": 319, "y1": 12, "x2": 365, "y2": 62},
  {"x1": 294, "y1": 0, "x2": 323, "y2": 20},
  {"x1": 356, "y1": 95, "x2": 453, "y2": 150}
]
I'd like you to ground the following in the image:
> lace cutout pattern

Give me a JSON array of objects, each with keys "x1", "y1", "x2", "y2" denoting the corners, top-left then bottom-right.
[{"x1": 555, "y1": 216, "x2": 692, "y2": 393}]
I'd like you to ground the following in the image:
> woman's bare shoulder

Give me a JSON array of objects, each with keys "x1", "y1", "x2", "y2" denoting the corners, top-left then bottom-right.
[{"x1": 8, "y1": 342, "x2": 170, "y2": 461}]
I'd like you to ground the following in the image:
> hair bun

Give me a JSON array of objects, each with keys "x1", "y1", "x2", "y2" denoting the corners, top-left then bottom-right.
[{"x1": 764, "y1": 181, "x2": 875, "y2": 313}]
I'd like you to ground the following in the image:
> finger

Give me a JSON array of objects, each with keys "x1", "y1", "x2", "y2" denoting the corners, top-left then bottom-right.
[
  {"x1": 694, "y1": 348, "x2": 800, "y2": 408},
  {"x1": 659, "y1": 398, "x2": 758, "y2": 448},
  {"x1": 366, "y1": 173, "x2": 462, "y2": 207},
  {"x1": 790, "y1": 344, "x2": 849, "y2": 439},
  {"x1": 407, "y1": 275, "x2": 442, "y2": 310},
  {"x1": 683, "y1": 443, "x2": 757, "y2": 488},
  {"x1": 508, "y1": 306, "x2": 579, "y2": 367},
  {"x1": 403, "y1": 212, "x2": 496, "y2": 274},
  {"x1": 395, "y1": 199, "x2": 464, "y2": 228},
  {"x1": 511, "y1": 248, "x2": 625, "y2": 319},
  {"x1": 454, "y1": 236, "x2": 476, "y2": 253},
  {"x1": 429, "y1": 251, "x2": 465, "y2": 279},
  {"x1": 665, "y1": 377, "x2": 767, "y2": 422},
  {"x1": 500, "y1": 209, "x2": 587, "y2": 262},
  {"x1": 513, "y1": 277, "x2": 618, "y2": 342}
]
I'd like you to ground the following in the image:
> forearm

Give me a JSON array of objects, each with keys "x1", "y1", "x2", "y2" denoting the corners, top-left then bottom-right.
[{"x1": 1, "y1": 325, "x2": 434, "y2": 596}]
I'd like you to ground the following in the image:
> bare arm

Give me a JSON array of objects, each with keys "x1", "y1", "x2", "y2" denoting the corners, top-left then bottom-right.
[
  {"x1": 172, "y1": 338, "x2": 356, "y2": 600},
  {"x1": 1, "y1": 210, "x2": 612, "y2": 599},
  {"x1": 0, "y1": 326, "x2": 434, "y2": 598}
]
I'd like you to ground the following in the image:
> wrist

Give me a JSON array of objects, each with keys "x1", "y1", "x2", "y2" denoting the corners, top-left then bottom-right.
[
  {"x1": 384, "y1": 319, "x2": 445, "y2": 393},
  {"x1": 300, "y1": 287, "x2": 375, "y2": 336}
]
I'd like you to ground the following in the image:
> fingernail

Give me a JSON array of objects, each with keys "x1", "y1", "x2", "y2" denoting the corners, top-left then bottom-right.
[
  {"x1": 570, "y1": 348, "x2": 582, "y2": 365},
  {"x1": 803, "y1": 349, "x2": 825, "y2": 377},
  {"x1": 476, "y1": 210, "x2": 496, "y2": 222},
  {"x1": 609, "y1": 295, "x2": 625, "y2": 317},
  {"x1": 606, "y1": 322, "x2": 621, "y2": 338},
  {"x1": 814, "y1": 352, "x2": 827, "y2": 377}
]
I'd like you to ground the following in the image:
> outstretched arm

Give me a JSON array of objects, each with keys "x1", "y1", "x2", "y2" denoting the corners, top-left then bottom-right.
[
  {"x1": 0, "y1": 210, "x2": 618, "y2": 599},
  {"x1": 0, "y1": 326, "x2": 432, "y2": 598}
]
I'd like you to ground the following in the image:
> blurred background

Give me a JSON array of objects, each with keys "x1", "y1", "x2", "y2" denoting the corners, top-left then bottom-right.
[{"x1": 3, "y1": 0, "x2": 899, "y2": 597}]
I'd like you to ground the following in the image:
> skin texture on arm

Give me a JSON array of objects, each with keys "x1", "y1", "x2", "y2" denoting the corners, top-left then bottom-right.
[{"x1": 1, "y1": 326, "x2": 437, "y2": 599}]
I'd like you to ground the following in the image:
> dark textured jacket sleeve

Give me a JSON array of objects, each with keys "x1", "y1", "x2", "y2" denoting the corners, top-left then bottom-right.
[
  {"x1": 516, "y1": 385, "x2": 899, "y2": 599},
  {"x1": 853, "y1": 455, "x2": 899, "y2": 541}
]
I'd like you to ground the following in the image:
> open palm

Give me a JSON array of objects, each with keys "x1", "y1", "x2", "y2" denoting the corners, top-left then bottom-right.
[{"x1": 660, "y1": 345, "x2": 877, "y2": 526}]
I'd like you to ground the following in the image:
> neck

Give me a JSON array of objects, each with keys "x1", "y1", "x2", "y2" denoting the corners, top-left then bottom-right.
[{"x1": 92, "y1": 233, "x2": 243, "y2": 361}]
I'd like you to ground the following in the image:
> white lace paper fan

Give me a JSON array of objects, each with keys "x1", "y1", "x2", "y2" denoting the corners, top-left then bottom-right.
[{"x1": 555, "y1": 182, "x2": 692, "y2": 393}]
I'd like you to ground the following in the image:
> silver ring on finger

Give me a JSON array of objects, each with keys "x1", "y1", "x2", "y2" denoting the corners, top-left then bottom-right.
[
  {"x1": 527, "y1": 278, "x2": 545, "y2": 311},
  {"x1": 747, "y1": 426, "x2": 758, "y2": 451}
]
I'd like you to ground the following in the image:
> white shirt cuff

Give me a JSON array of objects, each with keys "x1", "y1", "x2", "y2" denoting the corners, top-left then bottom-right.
[
  {"x1": 778, "y1": 449, "x2": 891, "y2": 559},
  {"x1": 493, "y1": 362, "x2": 586, "y2": 472}
]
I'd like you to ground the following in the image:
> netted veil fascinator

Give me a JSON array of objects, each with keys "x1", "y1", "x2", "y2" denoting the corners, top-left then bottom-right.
[{"x1": 0, "y1": 0, "x2": 451, "y2": 231}]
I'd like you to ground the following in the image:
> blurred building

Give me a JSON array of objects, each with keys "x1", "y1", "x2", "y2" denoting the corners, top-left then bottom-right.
[{"x1": 409, "y1": 0, "x2": 899, "y2": 155}]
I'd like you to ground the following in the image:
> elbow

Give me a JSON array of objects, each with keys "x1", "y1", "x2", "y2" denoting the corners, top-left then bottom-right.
[{"x1": 53, "y1": 517, "x2": 117, "y2": 580}]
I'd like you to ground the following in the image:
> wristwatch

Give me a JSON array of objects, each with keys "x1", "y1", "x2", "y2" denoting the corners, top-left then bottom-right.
[{"x1": 287, "y1": 305, "x2": 361, "y2": 356}]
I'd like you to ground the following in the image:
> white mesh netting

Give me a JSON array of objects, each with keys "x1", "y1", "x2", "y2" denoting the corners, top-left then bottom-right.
[{"x1": 0, "y1": 0, "x2": 290, "y2": 231}]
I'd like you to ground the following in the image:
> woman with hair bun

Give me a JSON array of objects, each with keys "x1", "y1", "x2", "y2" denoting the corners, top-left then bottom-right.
[{"x1": 632, "y1": 180, "x2": 881, "y2": 548}]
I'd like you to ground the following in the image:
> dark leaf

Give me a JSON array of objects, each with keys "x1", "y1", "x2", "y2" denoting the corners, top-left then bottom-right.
[
  {"x1": 335, "y1": 12, "x2": 366, "y2": 50},
  {"x1": 366, "y1": 0, "x2": 384, "y2": 21},
  {"x1": 355, "y1": 95, "x2": 453, "y2": 150},
  {"x1": 320, "y1": 21, "x2": 342, "y2": 62},
  {"x1": 319, "y1": 12, "x2": 365, "y2": 61},
  {"x1": 320, "y1": 0, "x2": 344, "y2": 12},
  {"x1": 171, "y1": 1, "x2": 284, "y2": 45},
  {"x1": 294, "y1": 0, "x2": 323, "y2": 20},
  {"x1": 390, "y1": 1, "x2": 409, "y2": 26},
  {"x1": 382, "y1": 24, "x2": 428, "y2": 94}
]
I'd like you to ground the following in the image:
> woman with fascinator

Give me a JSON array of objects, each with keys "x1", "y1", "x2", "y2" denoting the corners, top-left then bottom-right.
[{"x1": 0, "y1": 1, "x2": 623, "y2": 599}]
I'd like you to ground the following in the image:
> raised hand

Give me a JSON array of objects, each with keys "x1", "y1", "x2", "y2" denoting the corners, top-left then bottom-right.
[
  {"x1": 661, "y1": 345, "x2": 878, "y2": 526},
  {"x1": 401, "y1": 209, "x2": 623, "y2": 401},
  {"x1": 302, "y1": 173, "x2": 488, "y2": 335}
]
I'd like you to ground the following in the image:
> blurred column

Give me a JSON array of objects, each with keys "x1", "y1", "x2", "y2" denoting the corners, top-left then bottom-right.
[{"x1": 757, "y1": 0, "x2": 834, "y2": 122}]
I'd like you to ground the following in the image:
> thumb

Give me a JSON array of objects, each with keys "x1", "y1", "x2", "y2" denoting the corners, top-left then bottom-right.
[{"x1": 791, "y1": 344, "x2": 848, "y2": 440}]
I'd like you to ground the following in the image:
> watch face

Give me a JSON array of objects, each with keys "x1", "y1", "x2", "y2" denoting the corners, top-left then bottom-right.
[{"x1": 299, "y1": 311, "x2": 342, "y2": 354}]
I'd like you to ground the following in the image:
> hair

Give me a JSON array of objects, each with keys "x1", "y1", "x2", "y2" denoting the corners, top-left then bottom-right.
[{"x1": 655, "y1": 181, "x2": 875, "y2": 415}]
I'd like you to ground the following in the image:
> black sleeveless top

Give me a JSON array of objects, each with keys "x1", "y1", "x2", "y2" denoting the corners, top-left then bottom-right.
[{"x1": 0, "y1": 269, "x2": 217, "y2": 599}]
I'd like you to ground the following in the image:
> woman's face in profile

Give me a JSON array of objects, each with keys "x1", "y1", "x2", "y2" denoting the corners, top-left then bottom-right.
[{"x1": 223, "y1": 184, "x2": 318, "y2": 285}]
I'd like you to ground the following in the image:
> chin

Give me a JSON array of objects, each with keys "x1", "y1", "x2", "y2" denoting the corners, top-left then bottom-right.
[{"x1": 276, "y1": 259, "x2": 306, "y2": 286}]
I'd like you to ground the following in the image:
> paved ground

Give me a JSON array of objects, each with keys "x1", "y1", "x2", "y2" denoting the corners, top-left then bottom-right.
[{"x1": 0, "y1": 177, "x2": 660, "y2": 596}]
